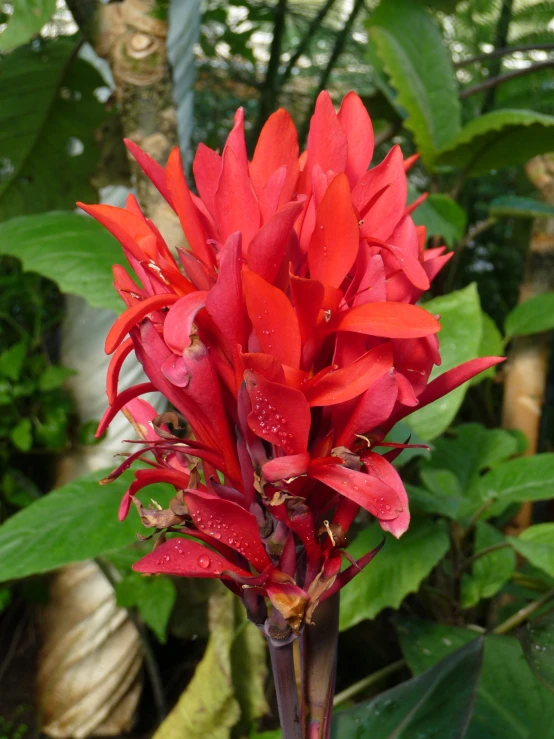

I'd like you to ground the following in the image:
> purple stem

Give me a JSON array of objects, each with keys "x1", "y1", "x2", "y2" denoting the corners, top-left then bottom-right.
[{"x1": 268, "y1": 639, "x2": 303, "y2": 739}]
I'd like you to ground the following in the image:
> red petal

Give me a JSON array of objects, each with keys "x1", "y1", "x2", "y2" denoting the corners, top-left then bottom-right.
[
  {"x1": 243, "y1": 271, "x2": 301, "y2": 368},
  {"x1": 332, "y1": 302, "x2": 440, "y2": 339},
  {"x1": 165, "y1": 147, "x2": 215, "y2": 267},
  {"x1": 308, "y1": 172, "x2": 359, "y2": 289},
  {"x1": 304, "y1": 91, "x2": 348, "y2": 191},
  {"x1": 250, "y1": 108, "x2": 299, "y2": 205},
  {"x1": 107, "y1": 337, "x2": 134, "y2": 404},
  {"x1": 96, "y1": 382, "x2": 157, "y2": 437},
  {"x1": 303, "y1": 344, "x2": 393, "y2": 407},
  {"x1": 224, "y1": 107, "x2": 248, "y2": 170},
  {"x1": 215, "y1": 146, "x2": 260, "y2": 248},
  {"x1": 205, "y1": 232, "x2": 246, "y2": 353},
  {"x1": 308, "y1": 463, "x2": 403, "y2": 520},
  {"x1": 124, "y1": 139, "x2": 173, "y2": 207},
  {"x1": 133, "y1": 537, "x2": 252, "y2": 579},
  {"x1": 192, "y1": 143, "x2": 222, "y2": 217},
  {"x1": 184, "y1": 489, "x2": 271, "y2": 572},
  {"x1": 289, "y1": 274, "x2": 325, "y2": 342},
  {"x1": 258, "y1": 165, "x2": 287, "y2": 222},
  {"x1": 262, "y1": 453, "x2": 311, "y2": 482},
  {"x1": 362, "y1": 452, "x2": 410, "y2": 538},
  {"x1": 240, "y1": 352, "x2": 286, "y2": 384},
  {"x1": 247, "y1": 201, "x2": 304, "y2": 284},
  {"x1": 337, "y1": 92, "x2": 374, "y2": 187},
  {"x1": 335, "y1": 370, "x2": 398, "y2": 447},
  {"x1": 245, "y1": 370, "x2": 311, "y2": 454},
  {"x1": 163, "y1": 291, "x2": 208, "y2": 354},
  {"x1": 122, "y1": 397, "x2": 163, "y2": 442},
  {"x1": 105, "y1": 293, "x2": 179, "y2": 354}
]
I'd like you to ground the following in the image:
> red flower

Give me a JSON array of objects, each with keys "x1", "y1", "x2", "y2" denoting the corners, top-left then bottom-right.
[{"x1": 83, "y1": 91, "x2": 502, "y2": 634}]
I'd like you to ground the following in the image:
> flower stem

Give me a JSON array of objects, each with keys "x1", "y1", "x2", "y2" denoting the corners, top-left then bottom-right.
[
  {"x1": 268, "y1": 640, "x2": 303, "y2": 739},
  {"x1": 333, "y1": 659, "x2": 406, "y2": 707},
  {"x1": 492, "y1": 588, "x2": 554, "y2": 635}
]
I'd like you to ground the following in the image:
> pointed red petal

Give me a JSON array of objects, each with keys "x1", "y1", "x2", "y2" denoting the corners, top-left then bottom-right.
[
  {"x1": 132, "y1": 537, "x2": 252, "y2": 579},
  {"x1": 304, "y1": 91, "x2": 348, "y2": 190},
  {"x1": 247, "y1": 201, "x2": 304, "y2": 284},
  {"x1": 105, "y1": 293, "x2": 179, "y2": 354},
  {"x1": 122, "y1": 397, "x2": 163, "y2": 442},
  {"x1": 192, "y1": 143, "x2": 222, "y2": 217},
  {"x1": 224, "y1": 107, "x2": 248, "y2": 170},
  {"x1": 262, "y1": 453, "x2": 311, "y2": 482},
  {"x1": 332, "y1": 302, "x2": 440, "y2": 339},
  {"x1": 243, "y1": 271, "x2": 301, "y2": 368},
  {"x1": 206, "y1": 232, "x2": 246, "y2": 353},
  {"x1": 362, "y1": 452, "x2": 410, "y2": 538},
  {"x1": 335, "y1": 370, "x2": 398, "y2": 447},
  {"x1": 250, "y1": 108, "x2": 299, "y2": 205},
  {"x1": 337, "y1": 92, "x2": 374, "y2": 187},
  {"x1": 124, "y1": 139, "x2": 173, "y2": 207},
  {"x1": 308, "y1": 172, "x2": 359, "y2": 289},
  {"x1": 240, "y1": 352, "x2": 286, "y2": 384},
  {"x1": 215, "y1": 146, "x2": 260, "y2": 248},
  {"x1": 96, "y1": 382, "x2": 157, "y2": 437},
  {"x1": 289, "y1": 274, "x2": 325, "y2": 342},
  {"x1": 163, "y1": 291, "x2": 208, "y2": 354},
  {"x1": 107, "y1": 337, "x2": 134, "y2": 404}
]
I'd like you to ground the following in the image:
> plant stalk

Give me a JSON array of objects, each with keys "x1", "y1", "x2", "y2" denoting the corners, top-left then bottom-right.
[{"x1": 268, "y1": 640, "x2": 303, "y2": 739}]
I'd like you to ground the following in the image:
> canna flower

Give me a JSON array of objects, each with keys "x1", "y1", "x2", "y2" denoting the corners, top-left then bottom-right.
[{"x1": 82, "y1": 91, "x2": 502, "y2": 637}]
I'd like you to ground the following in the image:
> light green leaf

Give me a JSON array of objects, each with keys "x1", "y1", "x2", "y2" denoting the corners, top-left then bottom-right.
[
  {"x1": 396, "y1": 617, "x2": 554, "y2": 738},
  {"x1": 490, "y1": 195, "x2": 554, "y2": 220},
  {"x1": 0, "y1": 0, "x2": 56, "y2": 51},
  {"x1": 367, "y1": 0, "x2": 461, "y2": 168},
  {"x1": 38, "y1": 365, "x2": 77, "y2": 391},
  {"x1": 505, "y1": 293, "x2": 554, "y2": 339},
  {"x1": 405, "y1": 484, "x2": 462, "y2": 520},
  {"x1": 519, "y1": 608, "x2": 554, "y2": 693},
  {"x1": 0, "y1": 341, "x2": 27, "y2": 381},
  {"x1": 471, "y1": 312, "x2": 503, "y2": 384},
  {"x1": 116, "y1": 572, "x2": 177, "y2": 643},
  {"x1": 0, "y1": 212, "x2": 122, "y2": 312},
  {"x1": 331, "y1": 638, "x2": 483, "y2": 739},
  {"x1": 407, "y1": 284, "x2": 483, "y2": 440},
  {"x1": 339, "y1": 519, "x2": 450, "y2": 630},
  {"x1": 411, "y1": 192, "x2": 467, "y2": 246},
  {"x1": 0, "y1": 468, "x2": 175, "y2": 582},
  {"x1": 509, "y1": 524, "x2": 554, "y2": 579},
  {"x1": 10, "y1": 417, "x2": 32, "y2": 451},
  {"x1": 436, "y1": 109, "x2": 554, "y2": 176},
  {"x1": 461, "y1": 522, "x2": 516, "y2": 608},
  {"x1": 0, "y1": 38, "x2": 107, "y2": 217},
  {"x1": 463, "y1": 454, "x2": 554, "y2": 521}
]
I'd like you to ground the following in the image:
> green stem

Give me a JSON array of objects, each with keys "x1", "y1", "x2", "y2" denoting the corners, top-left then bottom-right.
[
  {"x1": 462, "y1": 541, "x2": 512, "y2": 570},
  {"x1": 333, "y1": 659, "x2": 406, "y2": 707},
  {"x1": 493, "y1": 588, "x2": 554, "y2": 635}
]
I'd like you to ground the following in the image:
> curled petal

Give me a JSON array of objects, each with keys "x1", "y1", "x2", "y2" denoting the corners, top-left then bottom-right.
[
  {"x1": 133, "y1": 537, "x2": 252, "y2": 579},
  {"x1": 362, "y1": 452, "x2": 410, "y2": 538},
  {"x1": 163, "y1": 291, "x2": 208, "y2": 354},
  {"x1": 105, "y1": 294, "x2": 180, "y2": 354},
  {"x1": 262, "y1": 453, "x2": 311, "y2": 482},
  {"x1": 332, "y1": 302, "x2": 440, "y2": 339}
]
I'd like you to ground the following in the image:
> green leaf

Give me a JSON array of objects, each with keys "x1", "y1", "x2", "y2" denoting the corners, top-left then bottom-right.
[
  {"x1": 367, "y1": 0, "x2": 461, "y2": 168},
  {"x1": 505, "y1": 292, "x2": 554, "y2": 339},
  {"x1": 471, "y1": 312, "x2": 503, "y2": 384},
  {"x1": 0, "y1": 212, "x2": 122, "y2": 312},
  {"x1": 405, "y1": 484, "x2": 462, "y2": 519},
  {"x1": 490, "y1": 195, "x2": 554, "y2": 220},
  {"x1": 396, "y1": 617, "x2": 554, "y2": 738},
  {"x1": 0, "y1": 468, "x2": 175, "y2": 582},
  {"x1": 0, "y1": 340, "x2": 27, "y2": 381},
  {"x1": 406, "y1": 284, "x2": 483, "y2": 440},
  {"x1": 519, "y1": 608, "x2": 554, "y2": 693},
  {"x1": 463, "y1": 454, "x2": 554, "y2": 521},
  {"x1": 116, "y1": 572, "x2": 177, "y2": 643},
  {"x1": 425, "y1": 423, "x2": 518, "y2": 492},
  {"x1": 435, "y1": 109, "x2": 554, "y2": 176},
  {"x1": 0, "y1": 0, "x2": 57, "y2": 51},
  {"x1": 0, "y1": 38, "x2": 107, "y2": 217},
  {"x1": 0, "y1": 585, "x2": 11, "y2": 613},
  {"x1": 331, "y1": 638, "x2": 483, "y2": 739},
  {"x1": 38, "y1": 365, "x2": 77, "y2": 391},
  {"x1": 410, "y1": 192, "x2": 467, "y2": 246},
  {"x1": 339, "y1": 519, "x2": 450, "y2": 630},
  {"x1": 10, "y1": 417, "x2": 32, "y2": 451},
  {"x1": 461, "y1": 522, "x2": 516, "y2": 608},
  {"x1": 509, "y1": 524, "x2": 554, "y2": 579}
]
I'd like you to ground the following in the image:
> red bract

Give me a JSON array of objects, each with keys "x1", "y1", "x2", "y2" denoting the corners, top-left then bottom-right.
[{"x1": 84, "y1": 91, "x2": 503, "y2": 635}]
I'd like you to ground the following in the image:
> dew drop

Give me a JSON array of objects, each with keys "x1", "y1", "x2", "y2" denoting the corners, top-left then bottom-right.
[{"x1": 197, "y1": 554, "x2": 211, "y2": 569}]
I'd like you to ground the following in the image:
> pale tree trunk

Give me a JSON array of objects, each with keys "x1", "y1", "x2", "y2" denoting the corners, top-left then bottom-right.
[{"x1": 502, "y1": 154, "x2": 554, "y2": 533}]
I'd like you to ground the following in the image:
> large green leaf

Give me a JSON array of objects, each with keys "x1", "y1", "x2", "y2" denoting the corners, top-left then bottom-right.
[
  {"x1": 339, "y1": 519, "x2": 450, "y2": 630},
  {"x1": 509, "y1": 524, "x2": 554, "y2": 579},
  {"x1": 115, "y1": 572, "x2": 177, "y2": 643},
  {"x1": 410, "y1": 192, "x2": 467, "y2": 246},
  {"x1": 505, "y1": 292, "x2": 554, "y2": 339},
  {"x1": 406, "y1": 284, "x2": 483, "y2": 440},
  {"x1": 471, "y1": 312, "x2": 504, "y2": 384},
  {"x1": 462, "y1": 454, "x2": 554, "y2": 521},
  {"x1": 461, "y1": 521, "x2": 516, "y2": 608},
  {"x1": 0, "y1": 212, "x2": 122, "y2": 312},
  {"x1": 366, "y1": 0, "x2": 461, "y2": 169},
  {"x1": 0, "y1": 468, "x2": 174, "y2": 582},
  {"x1": 396, "y1": 617, "x2": 554, "y2": 738},
  {"x1": 0, "y1": 0, "x2": 56, "y2": 51},
  {"x1": 436, "y1": 109, "x2": 554, "y2": 176},
  {"x1": 519, "y1": 608, "x2": 554, "y2": 693},
  {"x1": 490, "y1": 195, "x2": 554, "y2": 220},
  {"x1": 0, "y1": 37, "x2": 106, "y2": 217},
  {"x1": 331, "y1": 638, "x2": 483, "y2": 739}
]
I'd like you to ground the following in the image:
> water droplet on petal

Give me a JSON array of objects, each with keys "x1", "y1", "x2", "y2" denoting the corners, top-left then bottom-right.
[{"x1": 197, "y1": 554, "x2": 211, "y2": 569}]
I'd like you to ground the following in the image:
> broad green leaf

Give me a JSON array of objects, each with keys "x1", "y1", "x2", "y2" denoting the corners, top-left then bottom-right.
[
  {"x1": 411, "y1": 192, "x2": 467, "y2": 246},
  {"x1": 509, "y1": 524, "x2": 554, "y2": 579},
  {"x1": 406, "y1": 484, "x2": 462, "y2": 519},
  {"x1": 425, "y1": 423, "x2": 518, "y2": 492},
  {"x1": 153, "y1": 590, "x2": 266, "y2": 739},
  {"x1": 0, "y1": 468, "x2": 175, "y2": 582},
  {"x1": 461, "y1": 522, "x2": 516, "y2": 608},
  {"x1": 406, "y1": 284, "x2": 483, "y2": 440},
  {"x1": 471, "y1": 312, "x2": 504, "y2": 384},
  {"x1": 116, "y1": 572, "x2": 177, "y2": 643},
  {"x1": 0, "y1": 0, "x2": 56, "y2": 51},
  {"x1": 0, "y1": 212, "x2": 122, "y2": 312},
  {"x1": 0, "y1": 340, "x2": 27, "y2": 381},
  {"x1": 339, "y1": 519, "x2": 450, "y2": 630},
  {"x1": 436, "y1": 109, "x2": 554, "y2": 176},
  {"x1": 519, "y1": 608, "x2": 554, "y2": 693},
  {"x1": 396, "y1": 617, "x2": 554, "y2": 738},
  {"x1": 490, "y1": 195, "x2": 554, "y2": 220},
  {"x1": 38, "y1": 365, "x2": 77, "y2": 391},
  {"x1": 463, "y1": 454, "x2": 554, "y2": 521},
  {"x1": 331, "y1": 638, "x2": 483, "y2": 739},
  {"x1": 505, "y1": 292, "x2": 554, "y2": 339},
  {"x1": 0, "y1": 38, "x2": 107, "y2": 217},
  {"x1": 367, "y1": 0, "x2": 461, "y2": 168},
  {"x1": 10, "y1": 417, "x2": 32, "y2": 451}
]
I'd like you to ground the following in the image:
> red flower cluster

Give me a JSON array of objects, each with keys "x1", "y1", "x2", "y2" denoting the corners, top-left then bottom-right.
[{"x1": 82, "y1": 92, "x2": 502, "y2": 634}]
